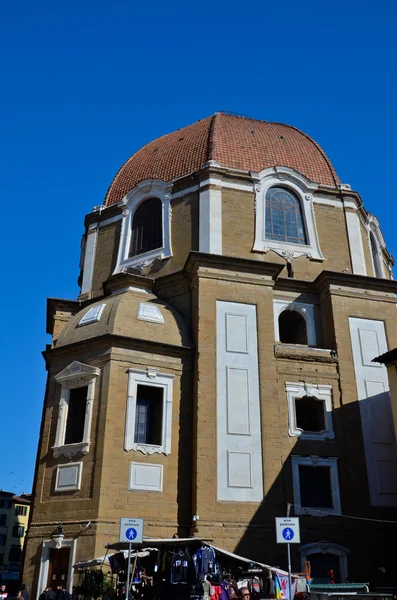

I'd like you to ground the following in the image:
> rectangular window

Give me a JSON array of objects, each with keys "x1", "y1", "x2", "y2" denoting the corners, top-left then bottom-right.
[
  {"x1": 295, "y1": 397, "x2": 325, "y2": 432},
  {"x1": 292, "y1": 455, "x2": 341, "y2": 516},
  {"x1": 125, "y1": 369, "x2": 174, "y2": 455},
  {"x1": 15, "y1": 506, "x2": 27, "y2": 517},
  {"x1": 299, "y1": 465, "x2": 333, "y2": 508},
  {"x1": 0, "y1": 515, "x2": 6, "y2": 527},
  {"x1": 64, "y1": 386, "x2": 88, "y2": 445},
  {"x1": 0, "y1": 500, "x2": 11, "y2": 509},
  {"x1": 0, "y1": 534, "x2": 6, "y2": 546},
  {"x1": 0, "y1": 554, "x2": 4, "y2": 565},
  {"x1": 12, "y1": 525, "x2": 25, "y2": 538},
  {"x1": 134, "y1": 385, "x2": 164, "y2": 446},
  {"x1": 8, "y1": 547, "x2": 21, "y2": 563}
]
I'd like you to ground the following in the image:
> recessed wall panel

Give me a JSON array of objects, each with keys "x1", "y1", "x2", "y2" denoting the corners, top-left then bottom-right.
[{"x1": 227, "y1": 368, "x2": 250, "y2": 435}]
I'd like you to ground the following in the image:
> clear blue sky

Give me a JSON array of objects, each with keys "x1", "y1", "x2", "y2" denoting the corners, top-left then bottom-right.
[{"x1": 1, "y1": 0, "x2": 396, "y2": 494}]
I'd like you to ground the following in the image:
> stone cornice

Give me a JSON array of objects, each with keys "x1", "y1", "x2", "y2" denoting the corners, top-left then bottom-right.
[
  {"x1": 314, "y1": 270, "x2": 397, "y2": 297},
  {"x1": 184, "y1": 251, "x2": 284, "y2": 288}
]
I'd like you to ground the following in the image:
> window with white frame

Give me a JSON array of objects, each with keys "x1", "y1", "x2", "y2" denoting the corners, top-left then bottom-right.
[
  {"x1": 273, "y1": 299, "x2": 317, "y2": 346},
  {"x1": 299, "y1": 542, "x2": 349, "y2": 583},
  {"x1": 114, "y1": 179, "x2": 173, "y2": 274},
  {"x1": 53, "y1": 361, "x2": 100, "y2": 458},
  {"x1": 286, "y1": 382, "x2": 334, "y2": 440},
  {"x1": 253, "y1": 168, "x2": 324, "y2": 262},
  {"x1": 125, "y1": 368, "x2": 174, "y2": 455},
  {"x1": 292, "y1": 455, "x2": 341, "y2": 515}
]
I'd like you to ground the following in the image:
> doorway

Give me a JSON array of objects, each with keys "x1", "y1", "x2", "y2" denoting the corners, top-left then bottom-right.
[{"x1": 47, "y1": 548, "x2": 70, "y2": 589}]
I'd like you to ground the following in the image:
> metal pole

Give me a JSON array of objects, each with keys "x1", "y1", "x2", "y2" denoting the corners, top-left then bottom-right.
[
  {"x1": 125, "y1": 543, "x2": 132, "y2": 600},
  {"x1": 287, "y1": 542, "x2": 293, "y2": 600}
]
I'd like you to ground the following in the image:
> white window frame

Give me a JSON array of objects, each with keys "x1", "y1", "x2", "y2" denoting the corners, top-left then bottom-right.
[
  {"x1": 114, "y1": 179, "x2": 173, "y2": 274},
  {"x1": 292, "y1": 455, "x2": 341, "y2": 516},
  {"x1": 55, "y1": 462, "x2": 83, "y2": 492},
  {"x1": 252, "y1": 167, "x2": 324, "y2": 262},
  {"x1": 53, "y1": 361, "x2": 100, "y2": 458},
  {"x1": 273, "y1": 299, "x2": 317, "y2": 346},
  {"x1": 286, "y1": 382, "x2": 334, "y2": 440},
  {"x1": 299, "y1": 542, "x2": 349, "y2": 582},
  {"x1": 124, "y1": 368, "x2": 174, "y2": 455},
  {"x1": 366, "y1": 214, "x2": 386, "y2": 278}
]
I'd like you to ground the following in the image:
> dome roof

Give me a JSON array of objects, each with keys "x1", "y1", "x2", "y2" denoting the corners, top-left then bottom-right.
[
  {"x1": 56, "y1": 290, "x2": 192, "y2": 349},
  {"x1": 104, "y1": 112, "x2": 339, "y2": 206}
]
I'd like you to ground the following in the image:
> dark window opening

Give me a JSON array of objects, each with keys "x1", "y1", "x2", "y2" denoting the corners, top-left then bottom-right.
[
  {"x1": 299, "y1": 465, "x2": 333, "y2": 509},
  {"x1": 64, "y1": 386, "x2": 87, "y2": 445},
  {"x1": 12, "y1": 525, "x2": 24, "y2": 538},
  {"x1": 0, "y1": 554, "x2": 4, "y2": 565},
  {"x1": 0, "y1": 515, "x2": 6, "y2": 527},
  {"x1": 295, "y1": 396, "x2": 326, "y2": 432},
  {"x1": 0, "y1": 535, "x2": 6, "y2": 546},
  {"x1": 130, "y1": 198, "x2": 163, "y2": 257},
  {"x1": 134, "y1": 385, "x2": 164, "y2": 446},
  {"x1": 370, "y1": 232, "x2": 382, "y2": 278},
  {"x1": 279, "y1": 310, "x2": 308, "y2": 345},
  {"x1": 265, "y1": 187, "x2": 307, "y2": 244},
  {"x1": 309, "y1": 553, "x2": 341, "y2": 583},
  {"x1": 15, "y1": 505, "x2": 27, "y2": 517},
  {"x1": 0, "y1": 500, "x2": 10, "y2": 509},
  {"x1": 8, "y1": 546, "x2": 22, "y2": 563}
]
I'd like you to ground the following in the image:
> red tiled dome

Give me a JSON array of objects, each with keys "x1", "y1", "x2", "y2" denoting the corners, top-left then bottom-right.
[{"x1": 104, "y1": 113, "x2": 339, "y2": 206}]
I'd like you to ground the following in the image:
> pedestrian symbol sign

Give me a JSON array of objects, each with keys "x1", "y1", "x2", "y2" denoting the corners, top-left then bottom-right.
[
  {"x1": 125, "y1": 527, "x2": 138, "y2": 541},
  {"x1": 120, "y1": 518, "x2": 144, "y2": 543},
  {"x1": 282, "y1": 527, "x2": 294, "y2": 540},
  {"x1": 275, "y1": 517, "x2": 300, "y2": 544}
]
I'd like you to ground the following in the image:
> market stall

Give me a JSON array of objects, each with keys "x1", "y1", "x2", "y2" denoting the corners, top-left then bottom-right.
[{"x1": 98, "y1": 538, "x2": 298, "y2": 600}]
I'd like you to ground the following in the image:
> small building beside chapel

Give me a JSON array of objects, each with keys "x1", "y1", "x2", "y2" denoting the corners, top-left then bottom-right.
[{"x1": 23, "y1": 113, "x2": 397, "y2": 593}]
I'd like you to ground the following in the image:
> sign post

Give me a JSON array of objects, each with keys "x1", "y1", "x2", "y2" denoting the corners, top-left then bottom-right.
[
  {"x1": 120, "y1": 518, "x2": 144, "y2": 599},
  {"x1": 275, "y1": 517, "x2": 300, "y2": 600}
]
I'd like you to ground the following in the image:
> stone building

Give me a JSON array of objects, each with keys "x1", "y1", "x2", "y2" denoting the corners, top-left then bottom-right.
[
  {"x1": 0, "y1": 491, "x2": 31, "y2": 590},
  {"x1": 24, "y1": 113, "x2": 397, "y2": 593}
]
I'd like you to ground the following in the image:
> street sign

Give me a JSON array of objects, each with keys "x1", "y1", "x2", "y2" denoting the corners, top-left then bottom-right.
[
  {"x1": 119, "y1": 517, "x2": 144, "y2": 543},
  {"x1": 275, "y1": 517, "x2": 300, "y2": 544}
]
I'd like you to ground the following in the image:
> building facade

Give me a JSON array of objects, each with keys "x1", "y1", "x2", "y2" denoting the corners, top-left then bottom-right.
[
  {"x1": 0, "y1": 492, "x2": 31, "y2": 590},
  {"x1": 24, "y1": 113, "x2": 397, "y2": 594}
]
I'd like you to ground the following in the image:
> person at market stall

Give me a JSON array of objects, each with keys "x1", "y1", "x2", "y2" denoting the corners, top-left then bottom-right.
[{"x1": 239, "y1": 588, "x2": 250, "y2": 600}]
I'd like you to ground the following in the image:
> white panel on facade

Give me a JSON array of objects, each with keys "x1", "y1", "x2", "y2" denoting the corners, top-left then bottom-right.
[
  {"x1": 358, "y1": 329, "x2": 380, "y2": 366},
  {"x1": 349, "y1": 317, "x2": 397, "y2": 506},
  {"x1": 137, "y1": 303, "x2": 164, "y2": 324},
  {"x1": 129, "y1": 462, "x2": 163, "y2": 492},
  {"x1": 376, "y1": 460, "x2": 397, "y2": 494},
  {"x1": 227, "y1": 368, "x2": 250, "y2": 435},
  {"x1": 227, "y1": 452, "x2": 252, "y2": 488},
  {"x1": 216, "y1": 301, "x2": 263, "y2": 502},
  {"x1": 55, "y1": 463, "x2": 82, "y2": 492},
  {"x1": 226, "y1": 314, "x2": 248, "y2": 353},
  {"x1": 345, "y1": 212, "x2": 367, "y2": 275}
]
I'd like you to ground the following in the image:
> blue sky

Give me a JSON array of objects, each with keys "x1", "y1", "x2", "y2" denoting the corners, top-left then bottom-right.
[{"x1": 1, "y1": 0, "x2": 396, "y2": 494}]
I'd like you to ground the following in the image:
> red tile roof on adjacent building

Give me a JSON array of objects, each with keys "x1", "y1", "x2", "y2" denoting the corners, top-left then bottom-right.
[{"x1": 104, "y1": 113, "x2": 340, "y2": 206}]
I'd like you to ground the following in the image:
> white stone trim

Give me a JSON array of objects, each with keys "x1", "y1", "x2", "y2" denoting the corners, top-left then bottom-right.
[
  {"x1": 199, "y1": 175, "x2": 223, "y2": 254},
  {"x1": 252, "y1": 167, "x2": 324, "y2": 262},
  {"x1": 292, "y1": 455, "x2": 341, "y2": 516},
  {"x1": 299, "y1": 542, "x2": 349, "y2": 582},
  {"x1": 55, "y1": 462, "x2": 83, "y2": 492},
  {"x1": 345, "y1": 211, "x2": 367, "y2": 275},
  {"x1": 53, "y1": 362, "x2": 100, "y2": 459},
  {"x1": 137, "y1": 302, "x2": 164, "y2": 324},
  {"x1": 273, "y1": 299, "x2": 317, "y2": 346},
  {"x1": 114, "y1": 179, "x2": 173, "y2": 274},
  {"x1": 286, "y1": 382, "x2": 334, "y2": 440},
  {"x1": 36, "y1": 538, "x2": 77, "y2": 599},
  {"x1": 124, "y1": 368, "x2": 174, "y2": 455},
  {"x1": 78, "y1": 303, "x2": 106, "y2": 326},
  {"x1": 366, "y1": 214, "x2": 386, "y2": 278},
  {"x1": 80, "y1": 225, "x2": 98, "y2": 294},
  {"x1": 129, "y1": 462, "x2": 163, "y2": 492}
]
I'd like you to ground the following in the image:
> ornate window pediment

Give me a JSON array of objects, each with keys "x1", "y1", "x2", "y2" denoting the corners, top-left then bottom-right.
[
  {"x1": 252, "y1": 167, "x2": 324, "y2": 262},
  {"x1": 53, "y1": 361, "x2": 100, "y2": 458}
]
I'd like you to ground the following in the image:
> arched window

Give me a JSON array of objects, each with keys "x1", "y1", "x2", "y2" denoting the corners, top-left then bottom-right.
[
  {"x1": 370, "y1": 232, "x2": 383, "y2": 278},
  {"x1": 279, "y1": 310, "x2": 308, "y2": 345},
  {"x1": 265, "y1": 187, "x2": 307, "y2": 244},
  {"x1": 130, "y1": 198, "x2": 163, "y2": 257}
]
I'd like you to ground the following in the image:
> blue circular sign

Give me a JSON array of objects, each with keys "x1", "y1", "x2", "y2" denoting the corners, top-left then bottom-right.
[
  {"x1": 125, "y1": 527, "x2": 137, "y2": 541},
  {"x1": 282, "y1": 527, "x2": 294, "y2": 541}
]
